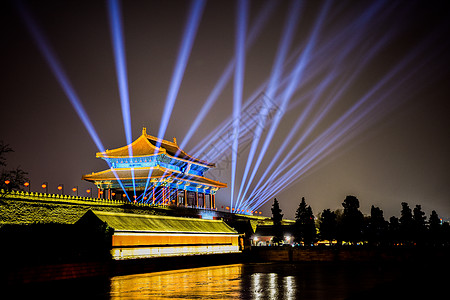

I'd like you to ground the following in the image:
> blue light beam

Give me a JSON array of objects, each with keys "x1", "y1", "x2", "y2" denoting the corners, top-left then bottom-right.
[
  {"x1": 179, "y1": 0, "x2": 278, "y2": 151},
  {"x1": 157, "y1": 0, "x2": 206, "y2": 143},
  {"x1": 107, "y1": 0, "x2": 136, "y2": 196},
  {"x1": 230, "y1": 0, "x2": 248, "y2": 211},
  {"x1": 16, "y1": 0, "x2": 129, "y2": 198},
  {"x1": 235, "y1": 0, "x2": 303, "y2": 210},
  {"x1": 236, "y1": 1, "x2": 331, "y2": 209}
]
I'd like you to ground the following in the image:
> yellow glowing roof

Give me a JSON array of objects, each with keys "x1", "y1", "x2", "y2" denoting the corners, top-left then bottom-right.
[
  {"x1": 77, "y1": 210, "x2": 238, "y2": 234},
  {"x1": 82, "y1": 165, "x2": 227, "y2": 188},
  {"x1": 97, "y1": 128, "x2": 214, "y2": 167},
  {"x1": 82, "y1": 166, "x2": 170, "y2": 181}
]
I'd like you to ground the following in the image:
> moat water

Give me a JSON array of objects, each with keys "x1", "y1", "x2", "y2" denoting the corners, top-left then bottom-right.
[{"x1": 8, "y1": 262, "x2": 446, "y2": 299}]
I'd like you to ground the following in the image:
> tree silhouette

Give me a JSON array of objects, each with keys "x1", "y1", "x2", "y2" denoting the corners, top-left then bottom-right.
[
  {"x1": 388, "y1": 216, "x2": 400, "y2": 245},
  {"x1": 319, "y1": 209, "x2": 337, "y2": 245},
  {"x1": 0, "y1": 141, "x2": 28, "y2": 197},
  {"x1": 413, "y1": 204, "x2": 426, "y2": 244},
  {"x1": 271, "y1": 198, "x2": 284, "y2": 245},
  {"x1": 367, "y1": 205, "x2": 387, "y2": 246},
  {"x1": 0, "y1": 141, "x2": 13, "y2": 167},
  {"x1": 303, "y1": 208, "x2": 316, "y2": 246},
  {"x1": 399, "y1": 202, "x2": 414, "y2": 244},
  {"x1": 294, "y1": 197, "x2": 316, "y2": 245},
  {"x1": 339, "y1": 195, "x2": 364, "y2": 244},
  {"x1": 428, "y1": 210, "x2": 441, "y2": 246}
]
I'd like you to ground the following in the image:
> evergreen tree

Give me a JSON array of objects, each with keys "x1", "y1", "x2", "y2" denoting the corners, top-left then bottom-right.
[
  {"x1": 428, "y1": 210, "x2": 441, "y2": 246},
  {"x1": 388, "y1": 216, "x2": 400, "y2": 245},
  {"x1": 367, "y1": 205, "x2": 387, "y2": 246},
  {"x1": 294, "y1": 197, "x2": 316, "y2": 245},
  {"x1": 319, "y1": 209, "x2": 337, "y2": 244},
  {"x1": 399, "y1": 202, "x2": 414, "y2": 244},
  {"x1": 303, "y1": 206, "x2": 316, "y2": 246},
  {"x1": 340, "y1": 195, "x2": 364, "y2": 244},
  {"x1": 413, "y1": 204, "x2": 426, "y2": 244},
  {"x1": 271, "y1": 198, "x2": 284, "y2": 245}
]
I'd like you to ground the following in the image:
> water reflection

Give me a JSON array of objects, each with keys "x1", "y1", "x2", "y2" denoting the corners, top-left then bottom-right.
[
  {"x1": 110, "y1": 264, "x2": 242, "y2": 299},
  {"x1": 109, "y1": 262, "x2": 405, "y2": 299},
  {"x1": 11, "y1": 262, "x2": 444, "y2": 299}
]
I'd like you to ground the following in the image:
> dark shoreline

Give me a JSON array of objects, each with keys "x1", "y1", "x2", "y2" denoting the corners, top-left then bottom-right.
[{"x1": 3, "y1": 246, "x2": 449, "y2": 287}]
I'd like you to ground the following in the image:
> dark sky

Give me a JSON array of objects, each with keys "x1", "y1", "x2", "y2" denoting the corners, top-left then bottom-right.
[{"x1": 1, "y1": 0, "x2": 449, "y2": 220}]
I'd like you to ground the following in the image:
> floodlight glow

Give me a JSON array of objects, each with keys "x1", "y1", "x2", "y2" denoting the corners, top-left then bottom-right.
[
  {"x1": 179, "y1": 0, "x2": 277, "y2": 151},
  {"x1": 230, "y1": 0, "x2": 248, "y2": 211},
  {"x1": 239, "y1": 0, "x2": 397, "y2": 209},
  {"x1": 236, "y1": 1, "x2": 331, "y2": 210},
  {"x1": 246, "y1": 30, "x2": 395, "y2": 203},
  {"x1": 157, "y1": 0, "x2": 206, "y2": 144},
  {"x1": 243, "y1": 73, "x2": 340, "y2": 206},
  {"x1": 108, "y1": 0, "x2": 132, "y2": 146},
  {"x1": 235, "y1": 0, "x2": 302, "y2": 209},
  {"x1": 107, "y1": 0, "x2": 136, "y2": 196},
  {"x1": 265, "y1": 0, "x2": 303, "y2": 99},
  {"x1": 248, "y1": 40, "x2": 438, "y2": 209},
  {"x1": 17, "y1": 1, "x2": 130, "y2": 199},
  {"x1": 17, "y1": 2, "x2": 104, "y2": 153}
]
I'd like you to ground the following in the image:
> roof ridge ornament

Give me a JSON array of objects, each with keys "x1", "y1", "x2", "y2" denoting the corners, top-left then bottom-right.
[{"x1": 142, "y1": 127, "x2": 147, "y2": 136}]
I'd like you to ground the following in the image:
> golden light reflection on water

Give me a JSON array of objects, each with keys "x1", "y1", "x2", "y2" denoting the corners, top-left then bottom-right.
[{"x1": 110, "y1": 264, "x2": 242, "y2": 299}]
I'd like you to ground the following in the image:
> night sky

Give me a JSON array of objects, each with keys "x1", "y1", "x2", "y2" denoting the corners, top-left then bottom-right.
[{"x1": 1, "y1": 0, "x2": 449, "y2": 220}]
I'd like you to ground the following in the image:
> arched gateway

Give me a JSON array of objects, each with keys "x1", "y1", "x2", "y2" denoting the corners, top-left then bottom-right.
[{"x1": 82, "y1": 128, "x2": 227, "y2": 208}]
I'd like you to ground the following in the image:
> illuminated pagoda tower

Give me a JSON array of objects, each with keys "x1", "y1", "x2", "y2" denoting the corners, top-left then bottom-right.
[{"x1": 83, "y1": 128, "x2": 226, "y2": 208}]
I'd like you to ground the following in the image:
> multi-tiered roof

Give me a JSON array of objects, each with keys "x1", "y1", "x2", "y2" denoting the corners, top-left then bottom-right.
[{"x1": 82, "y1": 128, "x2": 226, "y2": 204}]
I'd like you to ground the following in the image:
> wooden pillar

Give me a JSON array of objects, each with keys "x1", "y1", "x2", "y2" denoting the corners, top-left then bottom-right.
[
  {"x1": 152, "y1": 186, "x2": 155, "y2": 204},
  {"x1": 207, "y1": 193, "x2": 211, "y2": 209},
  {"x1": 212, "y1": 194, "x2": 216, "y2": 209},
  {"x1": 163, "y1": 187, "x2": 166, "y2": 205},
  {"x1": 97, "y1": 189, "x2": 101, "y2": 199},
  {"x1": 108, "y1": 189, "x2": 111, "y2": 200},
  {"x1": 195, "y1": 191, "x2": 198, "y2": 207}
]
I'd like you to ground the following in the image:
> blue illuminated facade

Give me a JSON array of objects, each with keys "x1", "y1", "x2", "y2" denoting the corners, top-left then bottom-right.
[{"x1": 83, "y1": 128, "x2": 227, "y2": 208}]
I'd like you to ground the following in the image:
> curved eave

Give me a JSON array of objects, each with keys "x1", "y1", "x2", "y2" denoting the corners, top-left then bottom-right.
[
  {"x1": 82, "y1": 166, "x2": 171, "y2": 182},
  {"x1": 82, "y1": 166, "x2": 227, "y2": 189},
  {"x1": 96, "y1": 134, "x2": 165, "y2": 158},
  {"x1": 145, "y1": 133, "x2": 214, "y2": 168},
  {"x1": 164, "y1": 152, "x2": 215, "y2": 169}
]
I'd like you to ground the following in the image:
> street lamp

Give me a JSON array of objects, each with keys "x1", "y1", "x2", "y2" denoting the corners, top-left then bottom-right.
[
  {"x1": 57, "y1": 184, "x2": 64, "y2": 195},
  {"x1": 24, "y1": 181, "x2": 30, "y2": 193},
  {"x1": 41, "y1": 182, "x2": 48, "y2": 194},
  {"x1": 4, "y1": 179, "x2": 10, "y2": 192},
  {"x1": 72, "y1": 186, "x2": 78, "y2": 196}
]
